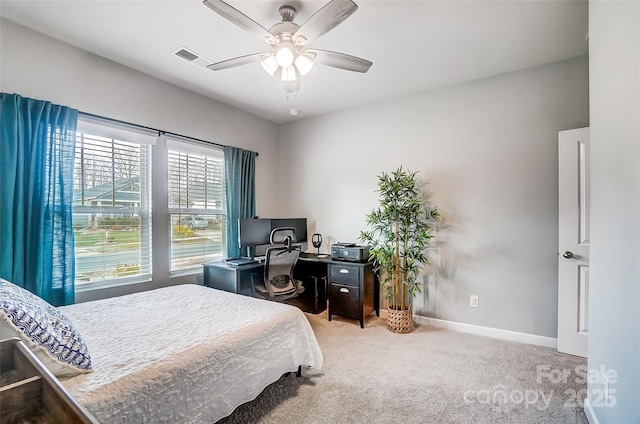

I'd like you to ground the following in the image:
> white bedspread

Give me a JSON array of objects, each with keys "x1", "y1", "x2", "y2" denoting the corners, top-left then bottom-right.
[{"x1": 59, "y1": 284, "x2": 323, "y2": 423}]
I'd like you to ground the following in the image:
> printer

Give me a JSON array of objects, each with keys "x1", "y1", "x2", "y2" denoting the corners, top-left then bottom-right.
[{"x1": 331, "y1": 243, "x2": 370, "y2": 263}]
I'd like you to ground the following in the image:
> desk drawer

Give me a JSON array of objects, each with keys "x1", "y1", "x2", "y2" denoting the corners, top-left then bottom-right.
[
  {"x1": 329, "y1": 264, "x2": 360, "y2": 286},
  {"x1": 329, "y1": 283, "x2": 360, "y2": 319}
]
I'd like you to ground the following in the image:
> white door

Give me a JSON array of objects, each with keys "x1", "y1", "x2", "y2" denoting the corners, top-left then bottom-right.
[{"x1": 557, "y1": 127, "x2": 590, "y2": 357}]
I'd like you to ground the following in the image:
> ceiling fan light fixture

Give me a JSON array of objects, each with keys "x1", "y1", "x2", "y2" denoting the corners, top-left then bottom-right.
[
  {"x1": 281, "y1": 65, "x2": 297, "y2": 82},
  {"x1": 261, "y1": 55, "x2": 279, "y2": 76},
  {"x1": 294, "y1": 54, "x2": 314, "y2": 76},
  {"x1": 204, "y1": 0, "x2": 371, "y2": 97},
  {"x1": 275, "y1": 45, "x2": 295, "y2": 68}
]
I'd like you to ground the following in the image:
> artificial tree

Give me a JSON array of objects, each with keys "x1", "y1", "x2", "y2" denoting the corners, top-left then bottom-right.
[{"x1": 359, "y1": 167, "x2": 440, "y2": 332}]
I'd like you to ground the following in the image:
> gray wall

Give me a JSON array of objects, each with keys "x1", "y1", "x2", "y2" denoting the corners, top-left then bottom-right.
[
  {"x1": 0, "y1": 19, "x2": 280, "y2": 301},
  {"x1": 278, "y1": 56, "x2": 589, "y2": 338},
  {"x1": 588, "y1": 1, "x2": 640, "y2": 423}
]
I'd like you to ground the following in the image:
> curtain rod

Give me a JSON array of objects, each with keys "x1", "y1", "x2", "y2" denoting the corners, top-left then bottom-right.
[
  {"x1": 0, "y1": 93, "x2": 258, "y2": 157},
  {"x1": 80, "y1": 111, "x2": 259, "y2": 157}
]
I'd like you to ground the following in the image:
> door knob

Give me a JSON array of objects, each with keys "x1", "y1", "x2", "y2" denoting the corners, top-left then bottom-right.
[{"x1": 562, "y1": 251, "x2": 574, "y2": 259}]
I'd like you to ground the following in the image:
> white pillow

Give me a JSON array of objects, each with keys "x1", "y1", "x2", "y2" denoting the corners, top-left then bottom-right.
[{"x1": 0, "y1": 278, "x2": 92, "y2": 377}]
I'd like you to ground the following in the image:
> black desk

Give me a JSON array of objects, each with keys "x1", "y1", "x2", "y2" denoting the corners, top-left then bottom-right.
[
  {"x1": 203, "y1": 253, "x2": 380, "y2": 326},
  {"x1": 203, "y1": 253, "x2": 332, "y2": 314}
]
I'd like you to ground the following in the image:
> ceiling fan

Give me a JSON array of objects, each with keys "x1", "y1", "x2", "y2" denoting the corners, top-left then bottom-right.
[{"x1": 202, "y1": 0, "x2": 372, "y2": 93}]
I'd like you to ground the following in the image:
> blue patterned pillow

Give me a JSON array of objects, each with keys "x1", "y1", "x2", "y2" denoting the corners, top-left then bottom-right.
[{"x1": 0, "y1": 278, "x2": 92, "y2": 377}]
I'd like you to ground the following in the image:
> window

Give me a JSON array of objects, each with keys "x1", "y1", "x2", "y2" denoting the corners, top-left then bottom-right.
[
  {"x1": 73, "y1": 117, "x2": 155, "y2": 286},
  {"x1": 168, "y1": 139, "x2": 226, "y2": 272}
]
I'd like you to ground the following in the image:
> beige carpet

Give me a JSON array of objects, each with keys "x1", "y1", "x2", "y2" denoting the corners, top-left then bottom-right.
[{"x1": 218, "y1": 312, "x2": 588, "y2": 424}]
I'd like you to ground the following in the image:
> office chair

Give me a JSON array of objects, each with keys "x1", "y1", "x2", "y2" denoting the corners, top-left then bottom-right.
[{"x1": 251, "y1": 227, "x2": 304, "y2": 301}]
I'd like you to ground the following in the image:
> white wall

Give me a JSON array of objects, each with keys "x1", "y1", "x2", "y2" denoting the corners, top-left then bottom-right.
[
  {"x1": 0, "y1": 19, "x2": 280, "y2": 300},
  {"x1": 278, "y1": 56, "x2": 589, "y2": 338},
  {"x1": 587, "y1": 1, "x2": 640, "y2": 423}
]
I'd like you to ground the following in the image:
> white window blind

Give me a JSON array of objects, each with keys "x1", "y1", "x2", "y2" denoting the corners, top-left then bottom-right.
[
  {"x1": 167, "y1": 138, "x2": 226, "y2": 272},
  {"x1": 73, "y1": 118, "x2": 153, "y2": 286}
]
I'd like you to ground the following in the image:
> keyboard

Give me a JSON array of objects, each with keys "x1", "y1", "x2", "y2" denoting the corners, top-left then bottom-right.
[
  {"x1": 300, "y1": 252, "x2": 329, "y2": 259},
  {"x1": 225, "y1": 257, "x2": 258, "y2": 266}
]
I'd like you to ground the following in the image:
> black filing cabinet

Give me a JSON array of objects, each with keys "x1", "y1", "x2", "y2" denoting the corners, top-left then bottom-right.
[{"x1": 328, "y1": 261, "x2": 378, "y2": 328}]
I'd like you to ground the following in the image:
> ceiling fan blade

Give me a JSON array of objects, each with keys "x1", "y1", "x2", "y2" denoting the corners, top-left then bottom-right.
[
  {"x1": 207, "y1": 52, "x2": 271, "y2": 71},
  {"x1": 293, "y1": 0, "x2": 358, "y2": 46},
  {"x1": 305, "y1": 49, "x2": 372, "y2": 73},
  {"x1": 203, "y1": 0, "x2": 277, "y2": 45}
]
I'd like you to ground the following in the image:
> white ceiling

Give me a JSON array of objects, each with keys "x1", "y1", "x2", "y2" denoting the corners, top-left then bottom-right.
[{"x1": 0, "y1": 0, "x2": 588, "y2": 124}]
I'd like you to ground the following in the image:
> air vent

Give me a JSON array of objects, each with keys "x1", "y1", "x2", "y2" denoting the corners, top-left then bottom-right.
[
  {"x1": 175, "y1": 48, "x2": 199, "y2": 62},
  {"x1": 171, "y1": 47, "x2": 213, "y2": 69}
]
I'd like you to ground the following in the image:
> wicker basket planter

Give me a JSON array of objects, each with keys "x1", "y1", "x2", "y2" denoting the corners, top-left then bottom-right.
[{"x1": 387, "y1": 305, "x2": 414, "y2": 333}]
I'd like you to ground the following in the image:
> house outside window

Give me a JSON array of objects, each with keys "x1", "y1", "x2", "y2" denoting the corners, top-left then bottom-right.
[{"x1": 73, "y1": 117, "x2": 155, "y2": 287}]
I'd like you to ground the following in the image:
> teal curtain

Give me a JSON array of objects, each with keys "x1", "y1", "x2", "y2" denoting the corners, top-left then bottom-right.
[
  {"x1": 224, "y1": 146, "x2": 256, "y2": 258},
  {"x1": 0, "y1": 93, "x2": 78, "y2": 306}
]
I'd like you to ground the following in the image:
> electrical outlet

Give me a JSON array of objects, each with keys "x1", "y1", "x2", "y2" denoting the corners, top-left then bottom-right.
[
  {"x1": 602, "y1": 373, "x2": 609, "y2": 404},
  {"x1": 470, "y1": 295, "x2": 479, "y2": 308}
]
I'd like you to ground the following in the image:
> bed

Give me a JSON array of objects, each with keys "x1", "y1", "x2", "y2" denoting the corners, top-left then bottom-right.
[{"x1": 55, "y1": 284, "x2": 323, "y2": 423}]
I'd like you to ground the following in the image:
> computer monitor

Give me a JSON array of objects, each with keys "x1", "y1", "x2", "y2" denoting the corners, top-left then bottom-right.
[
  {"x1": 238, "y1": 218, "x2": 271, "y2": 249},
  {"x1": 238, "y1": 217, "x2": 308, "y2": 258},
  {"x1": 271, "y1": 218, "x2": 307, "y2": 244}
]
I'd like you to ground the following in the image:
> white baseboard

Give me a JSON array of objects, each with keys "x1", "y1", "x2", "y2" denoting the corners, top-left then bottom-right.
[
  {"x1": 379, "y1": 310, "x2": 557, "y2": 348},
  {"x1": 583, "y1": 399, "x2": 600, "y2": 424}
]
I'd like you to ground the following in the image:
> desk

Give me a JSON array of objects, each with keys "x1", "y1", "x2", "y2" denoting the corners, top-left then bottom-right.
[
  {"x1": 203, "y1": 253, "x2": 332, "y2": 314},
  {"x1": 203, "y1": 254, "x2": 380, "y2": 325},
  {"x1": 203, "y1": 261, "x2": 263, "y2": 296}
]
